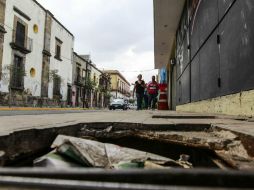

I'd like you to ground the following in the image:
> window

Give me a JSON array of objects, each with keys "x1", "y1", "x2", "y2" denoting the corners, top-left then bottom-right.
[
  {"x1": 76, "y1": 66, "x2": 81, "y2": 82},
  {"x1": 33, "y1": 24, "x2": 38, "y2": 33},
  {"x1": 11, "y1": 55, "x2": 24, "y2": 89},
  {"x1": 53, "y1": 75, "x2": 61, "y2": 96},
  {"x1": 56, "y1": 45, "x2": 61, "y2": 59},
  {"x1": 82, "y1": 69, "x2": 86, "y2": 78},
  {"x1": 54, "y1": 37, "x2": 62, "y2": 61},
  {"x1": 15, "y1": 21, "x2": 25, "y2": 47},
  {"x1": 30, "y1": 68, "x2": 36, "y2": 78}
]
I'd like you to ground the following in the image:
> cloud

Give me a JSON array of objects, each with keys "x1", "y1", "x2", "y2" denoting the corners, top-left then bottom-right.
[{"x1": 37, "y1": 0, "x2": 157, "y2": 83}]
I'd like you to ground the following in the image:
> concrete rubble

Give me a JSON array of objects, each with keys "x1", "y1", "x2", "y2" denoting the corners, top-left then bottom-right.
[{"x1": 79, "y1": 126, "x2": 254, "y2": 170}]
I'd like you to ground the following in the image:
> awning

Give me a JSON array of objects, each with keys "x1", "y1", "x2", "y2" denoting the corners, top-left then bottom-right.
[{"x1": 154, "y1": 0, "x2": 185, "y2": 69}]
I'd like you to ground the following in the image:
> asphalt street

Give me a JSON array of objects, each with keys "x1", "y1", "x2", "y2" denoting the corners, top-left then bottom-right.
[{"x1": 0, "y1": 109, "x2": 106, "y2": 116}]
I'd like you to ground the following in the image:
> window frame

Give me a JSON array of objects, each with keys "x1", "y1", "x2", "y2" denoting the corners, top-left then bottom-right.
[{"x1": 54, "y1": 37, "x2": 63, "y2": 61}]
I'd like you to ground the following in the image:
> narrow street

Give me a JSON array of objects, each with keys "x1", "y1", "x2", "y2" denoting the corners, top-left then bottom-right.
[
  {"x1": 0, "y1": 109, "x2": 105, "y2": 117},
  {"x1": 0, "y1": 0, "x2": 254, "y2": 189}
]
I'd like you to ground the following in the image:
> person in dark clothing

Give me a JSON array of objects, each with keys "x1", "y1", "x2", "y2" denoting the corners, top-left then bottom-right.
[
  {"x1": 143, "y1": 87, "x2": 149, "y2": 110},
  {"x1": 133, "y1": 74, "x2": 145, "y2": 110},
  {"x1": 147, "y1": 76, "x2": 159, "y2": 110}
]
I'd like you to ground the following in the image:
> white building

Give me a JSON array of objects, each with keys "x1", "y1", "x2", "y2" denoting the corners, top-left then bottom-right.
[{"x1": 0, "y1": 0, "x2": 74, "y2": 105}]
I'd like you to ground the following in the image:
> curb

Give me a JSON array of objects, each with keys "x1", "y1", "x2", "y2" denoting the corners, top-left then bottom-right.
[{"x1": 0, "y1": 107, "x2": 91, "y2": 111}]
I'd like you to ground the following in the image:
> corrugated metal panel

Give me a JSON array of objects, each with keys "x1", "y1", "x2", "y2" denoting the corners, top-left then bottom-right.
[
  {"x1": 181, "y1": 65, "x2": 191, "y2": 104},
  {"x1": 176, "y1": 79, "x2": 182, "y2": 105},
  {"x1": 171, "y1": 65, "x2": 177, "y2": 110},
  {"x1": 176, "y1": 0, "x2": 254, "y2": 104},
  {"x1": 219, "y1": 0, "x2": 254, "y2": 96},
  {"x1": 218, "y1": 0, "x2": 234, "y2": 20},
  {"x1": 191, "y1": 53, "x2": 200, "y2": 102},
  {"x1": 199, "y1": 31, "x2": 220, "y2": 100},
  {"x1": 198, "y1": 0, "x2": 219, "y2": 46},
  {"x1": 190, "y1": 6, "x2": 200, "y2": 59}
]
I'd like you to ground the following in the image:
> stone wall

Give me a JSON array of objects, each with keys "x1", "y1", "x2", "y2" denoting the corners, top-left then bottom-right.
[{"x1": 41, "y1": 11, "x2": 52, "y2": 97}]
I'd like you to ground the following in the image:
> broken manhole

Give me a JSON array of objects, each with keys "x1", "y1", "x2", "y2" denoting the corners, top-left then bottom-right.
[
  {"x1": 0, "y1": 123, "x2": 254, "y2": 189},
  {"x1": 1, "y1": 122, "x2": 253, "y2": 170}
]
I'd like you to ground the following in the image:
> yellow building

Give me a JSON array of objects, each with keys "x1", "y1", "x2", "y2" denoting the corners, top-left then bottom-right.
[{"x1": 104, "y1": 70, "x2": 130, "y2": 100}]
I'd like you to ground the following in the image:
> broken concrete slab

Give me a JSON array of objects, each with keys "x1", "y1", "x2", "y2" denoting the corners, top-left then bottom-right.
[{"x1": 0, "y1": 111, "x2": 253, "y2": 170}]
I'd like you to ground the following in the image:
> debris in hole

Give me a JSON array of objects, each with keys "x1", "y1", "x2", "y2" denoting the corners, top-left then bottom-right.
[
  {"x1": 104, "y1": 126, "x2": 113, "y2": 133},
  {"x1": 34, "y1": 150, "x2": 82, "y2": 168},
  {"x1": 34, "y1": 135, "x2": 190, "y2": 169},
  {"x1": 178, "y1": 154, "x2": 193, "y2": 169},
  {"x1": 78, "y1": 126, "x2": 254, "y2": 170}
]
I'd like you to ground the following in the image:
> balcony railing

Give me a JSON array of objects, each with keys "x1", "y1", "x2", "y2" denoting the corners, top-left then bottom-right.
[{"x1": 10, "y1": 30, "x2": 33, "y2": 54}]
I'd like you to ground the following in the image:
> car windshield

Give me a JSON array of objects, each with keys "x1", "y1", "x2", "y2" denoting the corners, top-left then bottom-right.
[{"x1": 112, "y1": 99, "x2": 124, "y2": 104}]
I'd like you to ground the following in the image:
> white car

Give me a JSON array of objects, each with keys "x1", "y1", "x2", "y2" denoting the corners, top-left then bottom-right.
[{"x1": 109, "y1": 99, "x2": 128, "y2": 110}]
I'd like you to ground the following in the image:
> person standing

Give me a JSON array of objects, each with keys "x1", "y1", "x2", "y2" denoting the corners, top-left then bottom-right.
[
  {"x1": 133, "y1": 74, "x2": 145, "y2": 110},
  {"x1": 147, "y1": 76, "x2": 159, "y2": 110},
  {"x1": 143, "y1": 86, "x2": 149, "y2": 110}
]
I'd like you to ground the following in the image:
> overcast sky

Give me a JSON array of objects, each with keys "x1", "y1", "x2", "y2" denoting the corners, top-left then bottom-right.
[{"x1": 37, "y1": 0, "x2": 157, "y2": 85}]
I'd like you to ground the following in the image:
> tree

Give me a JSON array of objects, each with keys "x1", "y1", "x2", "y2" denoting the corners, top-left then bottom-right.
[
  {"x1": 49, "y1": 69, "x2": 64, "y2": 101},
  {"x1": 82, "y1": 77, "x2": 97, "y2": 91},
  {"x1": 81, "y1": 77, "x2": 97, "y2": 108}
]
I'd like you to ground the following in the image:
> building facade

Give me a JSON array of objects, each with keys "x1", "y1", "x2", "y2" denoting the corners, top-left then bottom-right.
[
  {"x1": 104, "y1": 70, "x2": 130, "y2": 100},
  {"x1": 72, "y1": 52, "x2": 88, "y2": 107},
  {"x1": 72, "y1": 53, "x2": 111, "y2": 108},
  {"x1": 154, "y1": 0, "x2": 254, "y2": 116},
  {"x1": 0, "y1": 0, "x2": 74, "y2": 106}
]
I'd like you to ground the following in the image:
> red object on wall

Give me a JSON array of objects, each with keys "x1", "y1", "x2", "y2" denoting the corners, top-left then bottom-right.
[{"x1": 158, "y1": 84, "x2": 169, "y2": 110}]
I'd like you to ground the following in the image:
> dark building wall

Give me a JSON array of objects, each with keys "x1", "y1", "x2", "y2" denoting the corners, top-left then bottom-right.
[{"x1": 176, "y1": 0, "x2": 254, "y2": 105}]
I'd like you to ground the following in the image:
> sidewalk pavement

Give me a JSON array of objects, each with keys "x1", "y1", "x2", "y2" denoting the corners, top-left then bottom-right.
[{"x1": 0, "y1": 110, "x2": 253, "y2": 138}]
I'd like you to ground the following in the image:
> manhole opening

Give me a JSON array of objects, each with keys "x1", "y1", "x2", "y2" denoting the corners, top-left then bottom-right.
[
  {"x1": 87, "y1": 136, "x2": 229, "y2": 169},
  {"x1": 1, "y1": 123, "x2": 232, "y2": 169},
  {"x1": 6, "y1": 136, "x2": 229, "y2": 169}
]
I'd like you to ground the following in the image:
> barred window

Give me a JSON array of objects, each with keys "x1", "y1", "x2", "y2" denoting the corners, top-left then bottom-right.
[
  {"x1": 15, "y1": 21, "x2": 25, "y2": 47},
  {"x1": 11, "y1": 55, "x2": 24, "y2": 89},
  {"x1": 53, "y1": 75, "x2": 61, "y2": 96}
]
